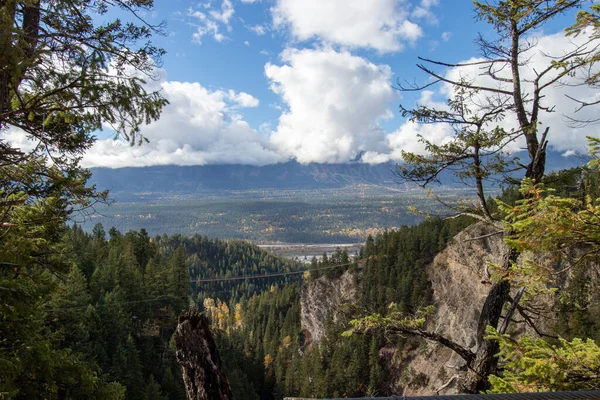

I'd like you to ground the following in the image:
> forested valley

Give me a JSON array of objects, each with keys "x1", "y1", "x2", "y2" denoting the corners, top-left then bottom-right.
[
  {"x1": 0, "y1": 204, "x2": 465, "y2": 399},
  {"x1": 0, "y1": 201, "x2": 474, "y2": 399},
  {"x1": 4, "y1": 163, "x2": 600, "y2": 399}
]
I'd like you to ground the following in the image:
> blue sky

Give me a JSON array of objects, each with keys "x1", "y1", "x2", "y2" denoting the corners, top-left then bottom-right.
[{"x1": 76, "y1": 0, "x2": 600, "y2": 168}]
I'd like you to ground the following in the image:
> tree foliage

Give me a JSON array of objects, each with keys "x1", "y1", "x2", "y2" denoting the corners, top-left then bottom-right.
[
  {"x1": 501, "y1": 136, "x2": 600, "y2": 261},
  {"x1": 0, "y1": 0, "x2": 167, "y2": 156},
  {"x1": 486, "y1": 137, "x2": 600, "y2": 392},
  {"x1": 488, "y1": 329, "x2": 600, "y2": 392},
  {"x1": 0, "y1": 0, "x2": 169, "y2": 397},
  {"x1": 398, "y1": 0, "x2": 600, "y2": 218}
]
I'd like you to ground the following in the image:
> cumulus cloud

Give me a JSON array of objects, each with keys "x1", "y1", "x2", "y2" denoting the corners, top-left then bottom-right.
[
  {"x1": 188, "y1": 0, "x2": 234, "y2": 44},
  {"x1": 226, "y1": 90, "x2": 260, "y2": 107},
  {"x1": 72, "y1": 27, "x2": 599, "y2": 168},
  {"x1": 82, "y1": 78, "x2": 282, "y2": 168},
  {"x1": 265, "y1": 48, "x2": 398, "y2": 163},
  {"x1": 271, "y1": 0, "x2": 425, "y2": 52},
  {"x1": 361, "y1": 90, "x2": 453, "y2": 163},
  {"x1": 362, "y1": 121, "x2": 454, "y2": 164}
]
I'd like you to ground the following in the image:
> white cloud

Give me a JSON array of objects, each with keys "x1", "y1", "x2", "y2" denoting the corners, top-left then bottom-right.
[
  {"x1": 420, "y1": 0, "x2": 439, "y2": 8},
  {"x1": 244, "y1": 40, "x2": 250, "y2": 46},
  {"x1": 265, "y1": 48, "x2": 398, "y2": 163},
  {"x1": 210, "y1": 0, "x2": 234, "y2": 25},
  {"x1": 412, "y1": 0, "x2": 439, "y2": 25},
  {"x1": 271, "y1": 0, "x2": 425, "y2": 52},
  {"x1": 80, "y1": 28, "x2": 599, "y2": 168},
  {"x1": 82, "y1": 78, "x2": 281, "y2": 168},
  {"x1": 248, "y1": 24, "x2": 266, "y2": 35},
  {"x1": 362, "y1": 120, "x2": 454, "y2": 164},
  {"x1": 226, "y1": 90, "x2": 260, "y2": 108},
  {"x1": 188, "y1": 0, "x2": 234, "y2": 44},
  {"x1": 3, "y1": 128, "x2": 39, "y2": 155},
  {"x1": 441, "y1": 31, "x2": 451, "y2": 41},
  {"x1": 412, "y1": 7, "x2": 437, "y2": 24},
  {"x1": 361, "y1": 89, "x2": 453, "y2": 163}
]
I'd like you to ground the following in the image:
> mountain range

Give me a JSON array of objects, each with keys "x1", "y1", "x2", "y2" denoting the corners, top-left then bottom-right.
[
  {"x1": 90, "y1": 151, "x2": 587, "y2": 196},
  {"x1": 90, "y1": 161, "x2": 398, "y2": 194}
]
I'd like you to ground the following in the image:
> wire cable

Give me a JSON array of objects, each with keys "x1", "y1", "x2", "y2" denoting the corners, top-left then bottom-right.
[
  {"x1": 43, "y1": 259, "x2": 372, "y2": 312},
  {"x1": 191, "y1": 260, "x2": 360, "y2": 283}
]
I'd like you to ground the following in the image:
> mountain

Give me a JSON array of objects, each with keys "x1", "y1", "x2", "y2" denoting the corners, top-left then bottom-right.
[
  {"x1": 89, "y1": 151, "x2": 587, "y2": 196},
  {"x1": 89, "y1": 161, "x2": 398, "y2": 194}
]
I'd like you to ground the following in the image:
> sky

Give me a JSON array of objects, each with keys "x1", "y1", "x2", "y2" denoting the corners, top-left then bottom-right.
[{"x1": 64, "y1": 1, "x2": 600, "y2": 167}]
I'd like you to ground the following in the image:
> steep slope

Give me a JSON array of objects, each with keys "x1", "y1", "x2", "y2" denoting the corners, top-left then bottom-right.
[
  {"x1": 397, "y1": 222, "x2": 507, "y2": 395},
  {"x1": 300, "y1": 270, "x2": 356, "y2": 344},
  {"x1": 397, "y1": 221, "x2": 575, "y2": 394},
  {"x1": 298, "y1": 222, "x2": 563, "y2": 395}
]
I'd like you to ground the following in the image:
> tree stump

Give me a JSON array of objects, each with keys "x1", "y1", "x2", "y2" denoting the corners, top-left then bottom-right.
[{"x1": 174, "y1": 312, "x2": 233, "y2": 400}]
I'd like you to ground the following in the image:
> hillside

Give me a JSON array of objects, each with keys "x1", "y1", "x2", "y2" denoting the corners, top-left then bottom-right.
[
  {"x1": 0, "y1": 223, "x2": 304, "y2": 400},
  {"x1": 202, "y1": 217, "x2": 475, "y2": 399}
]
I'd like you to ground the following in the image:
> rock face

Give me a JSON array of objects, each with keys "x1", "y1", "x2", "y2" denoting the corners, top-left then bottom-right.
[
  {"x1": 300, "y1": 270, "x2": 356, "y2": 344},
  {"x1": 392, "y1": 222, "x2": 560, "y2": 395},
  {"x1": 174, "y1": 313, "x2": 233, "y2": 400},
  {"x1": 299, "y1": 222, "x2": 584, "y2": 395},
  {"x1": 397, "y1": 222, "x2": 508, "y2": 395},
  {"x1": 299, "y1": 224, "x2": 508, "y2": 391}
]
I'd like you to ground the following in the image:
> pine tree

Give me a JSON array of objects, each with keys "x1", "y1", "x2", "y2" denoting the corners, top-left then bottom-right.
[
  {"x1": 168, "y1": 246, "x2": 190, "y2": 312},
  {"x1": 367, "y1": 336, "x2": 384, "y2": 396}
]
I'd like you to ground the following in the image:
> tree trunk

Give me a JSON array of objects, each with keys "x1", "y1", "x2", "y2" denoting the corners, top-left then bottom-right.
[
  {"x1": 460, "y1": 270, "x2": 512, "y2": 393},
  {"x1": 174, "y1": 312, "x2": 233, "y2": 400},
  {"x1": 0, "y1": 0, "x2": 17, "y2": 123}
]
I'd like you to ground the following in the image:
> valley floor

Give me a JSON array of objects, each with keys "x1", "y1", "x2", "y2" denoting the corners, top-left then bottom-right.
[{"x1": 81, "y1": 184, "x2": 477, "y2": 244}]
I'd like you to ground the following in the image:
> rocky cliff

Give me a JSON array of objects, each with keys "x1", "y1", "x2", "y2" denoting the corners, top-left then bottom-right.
[
  {"x1": 300, "y1": 270, "x2": 356, "y2": 345},
  {"x1": 299, "y1": 222, "x2": 563, "y2": 395},
  {"x1": 396, "y1": 222, "x2": 508, "y2": 395},
  {"x1": 399, "y1": 221, "x2": 569, "y2": 395}
]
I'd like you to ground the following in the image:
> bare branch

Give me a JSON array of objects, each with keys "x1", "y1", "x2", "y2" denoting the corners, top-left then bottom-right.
[
  {"x1": 499, "y1": 287, "x2": 525, "y2": 334},
  {"x1": 414, "y1": 63, "x2": 514, "y2": 96},
  {"x1": 435, "y1": 375, "x2": 460, "y2": 394},
  {"x1": 516, "y1": 305, "x2": 559, "y2": 340},
  {"x1": 384, "y1": 326, "x2": 476, "y2": 365},
  {"x1": 463, "y1": 230, "x2": 505, "y2": 242}
]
